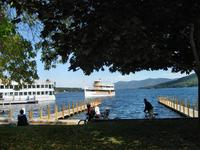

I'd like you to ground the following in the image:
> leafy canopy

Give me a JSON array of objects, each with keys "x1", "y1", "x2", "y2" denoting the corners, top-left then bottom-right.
[{"x1": 2, "y1": 0, "x2": 200, "y2": 76}]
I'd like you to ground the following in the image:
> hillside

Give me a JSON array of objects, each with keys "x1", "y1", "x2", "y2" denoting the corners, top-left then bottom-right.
[
  {"x1": 147, "y1": 74, "x2": 198, "y2": 88},
  {"x1": 55, "y1": 87, "x2": 83, "y2": 93},
  {"x1": 115, "y1": 78, "x2": 172, "y2": 89}
]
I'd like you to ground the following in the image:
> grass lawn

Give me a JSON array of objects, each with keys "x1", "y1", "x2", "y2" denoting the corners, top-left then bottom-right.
[{"x1": 0, "y1": 119, "x2": 199, "y2": 150}]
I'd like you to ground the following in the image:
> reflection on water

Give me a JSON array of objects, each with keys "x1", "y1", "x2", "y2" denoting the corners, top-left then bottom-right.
[{"x1": 0, "y1": 87, "x2": 198, "y2": 120}]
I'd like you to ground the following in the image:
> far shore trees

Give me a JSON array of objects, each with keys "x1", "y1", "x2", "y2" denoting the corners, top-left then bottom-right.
[{"x1": 2, "y1": 1, "x2": 200, "y2": 118}]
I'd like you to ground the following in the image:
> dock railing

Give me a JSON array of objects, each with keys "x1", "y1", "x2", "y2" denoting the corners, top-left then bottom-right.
[
  {"x1": 28, "y1": 99, "x2": 101, "y2": 122},
  {"x1": 158, "y1": 97, "x2": 198, "y2": 118},
  {"x1": 4, "y1": 99, "x2": 101, "y2": 125}
]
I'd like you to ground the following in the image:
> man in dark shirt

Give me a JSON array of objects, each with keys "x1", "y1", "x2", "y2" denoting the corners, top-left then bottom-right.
[
  {"x1": 144, "y1": 98, "x2": 154, "y2": 118},
  {"x1": 86, "y1": 104, "x2": 95, "y2": 121},
  {"x1": 17, "y1": 109, "x2": 28, "y2": 126}
]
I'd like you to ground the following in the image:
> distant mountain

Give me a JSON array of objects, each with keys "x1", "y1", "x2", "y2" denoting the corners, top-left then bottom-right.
[
  {"x1": 55, "y1": 87, "x2": 83, "y2": 93},
  {"x1": 115, "y1": 78, "x2": 173, "y2": 89},
  {"x1": 147, "y1": 74, "x2": 198, "y2": 89}
]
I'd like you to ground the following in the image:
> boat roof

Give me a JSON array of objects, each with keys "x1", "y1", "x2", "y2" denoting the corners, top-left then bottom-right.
[{"x1": 0, "y1": 79, "x2": 55, "y2": 85}]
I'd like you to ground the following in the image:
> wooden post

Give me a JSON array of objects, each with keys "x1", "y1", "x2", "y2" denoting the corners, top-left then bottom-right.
[
  {"x1": 62, "y1": 104, "x2": 65, "y2": 118},
  {"x1": 183, "y1": 101, "x2": 185, "y2": 114},
  {"x1": 47, "y1": 105, "x2": 50, "y2": 120},
  {"x1": 72, "y1": 102, "x2": 74, "y2": 114},
  {"x1": 29, "y1": 109, "x2": 33, "y2": 121},
  {"x1": 177, "y1": 100, "x2": 179, "y2": 111},
  {"x1": 193, "y1": 103, "x2": 195, "y2": 118},
  {"x1": 181, "y1": 100, "x2": 184, "y2": 113},
  {"x1": 39, "y1": 107, "x2": 42, "y2": 119},
  {"x1": 82, "y1": 101, "x2": 84, "y2": 111},
  {"x1": 187, "y1": 100, "x2": 190, "y2": 117},
  {"x1": 68, "y1": 103, "x2": 70, "y2": 115},
  {"x1": 9, "y1": 109, "x2": 12, "y2": 121},
  {"x1": 76, "y1": 102, "x2": 78, "y2": 112},
  {"x1": 55, "y1": 104, "x2": 58, "y2": 120},
  {"x1": 64, "y1": 104, "x2": 66, "y2": 112}
]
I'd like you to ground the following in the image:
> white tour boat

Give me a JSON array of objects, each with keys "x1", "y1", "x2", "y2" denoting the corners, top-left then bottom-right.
[
  {"x1": 0, "y1": 80, "x2": 56, "y2": 105},
  {"x1": 84, "y1": 80, "x2": 115, "y2": 98}
]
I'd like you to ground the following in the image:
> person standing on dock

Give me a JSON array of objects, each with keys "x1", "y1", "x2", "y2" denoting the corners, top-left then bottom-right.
[{"x1": 144, "y1": 98, "x2": 154, "y2": 118}]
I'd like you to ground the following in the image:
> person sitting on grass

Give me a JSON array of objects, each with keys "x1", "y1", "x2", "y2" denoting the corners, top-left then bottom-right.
[
  {"x1": 17, "y1": 109, "x2": 28, "y2": 126},
  {"x1": 144, "y1": 98, "x2": 154, "y2": 118}
]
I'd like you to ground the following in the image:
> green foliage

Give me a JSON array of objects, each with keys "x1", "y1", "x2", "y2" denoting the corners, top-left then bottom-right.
[
  {"x1": 2, "y1": 0, "x2": 200, "y2": 75},
  {"x1": 0, "y1": 13, "x2": 38, "y2": 85}
]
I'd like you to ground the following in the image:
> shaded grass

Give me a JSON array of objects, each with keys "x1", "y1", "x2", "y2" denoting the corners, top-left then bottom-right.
[{"x1": 0, "y1": 119, "x2": 200, "y2": 150}]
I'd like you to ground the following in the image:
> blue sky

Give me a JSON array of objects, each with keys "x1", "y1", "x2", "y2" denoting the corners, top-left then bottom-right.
[
  {"x1": 18, "y1": 24, "x2": 189, "y2": 88},
  {"x1": 36, "y1": 53, "x2": 188, "y2": 87}
]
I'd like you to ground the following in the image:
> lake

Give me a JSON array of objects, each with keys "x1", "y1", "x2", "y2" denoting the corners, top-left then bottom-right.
[{"x1": 1, "y1": 87, "x2": 198, "y2": 120}]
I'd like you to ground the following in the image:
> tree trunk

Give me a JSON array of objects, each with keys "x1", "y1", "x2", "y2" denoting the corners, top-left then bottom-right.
[
  {"x1": 190, "y1": 23, "x2": 200, "y2": 121},
  {"x1": 195, "y1": 70, "x2": 200, "y2": 120}
]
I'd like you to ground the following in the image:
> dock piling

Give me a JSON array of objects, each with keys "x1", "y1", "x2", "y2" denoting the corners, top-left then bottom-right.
[{"x1": 39, "y1": 107, "x2": 42, "y2": 119}]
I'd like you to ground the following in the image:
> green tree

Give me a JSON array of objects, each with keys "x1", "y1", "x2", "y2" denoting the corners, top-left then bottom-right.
[
  {"x1": 3, "y1": 0, "x2": 200, "y2": 118},
  {"x1": 0, "y1": 9, "x2": 38, "y2": 85}
]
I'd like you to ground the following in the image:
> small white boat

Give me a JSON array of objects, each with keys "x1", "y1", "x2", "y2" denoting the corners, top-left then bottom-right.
[
  {"x1": 84, "y1": 80, "x2": 115, "y2": 98},
  {"x1": 0, "y1": 80, "x2": 56, "y2": 105}
]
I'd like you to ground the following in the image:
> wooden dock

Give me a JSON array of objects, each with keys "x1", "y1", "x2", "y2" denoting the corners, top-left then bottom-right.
[
  {"x1": 29, "y1": 99, "x2": 101, "y2": 123},
  {"x1": 1, "y1": 99, "x2": 101, "y2": 125},
  {"x1": 158, "y1": 97, "x2": 198, "y2": 118}
]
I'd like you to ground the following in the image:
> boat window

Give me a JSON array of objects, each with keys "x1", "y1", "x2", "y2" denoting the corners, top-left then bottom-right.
[
  {"x1": 10, "y1": 92, "x2": 13, "y2": 96},
  {"x1": 28, "y1": 92, "x2": 32, "y2": 95},
  {"x1": 41, "y1": 91, "x2": 44, "y2": 95},
  {"x1": 5, "y1": 93, "x2": 7, "y2": 96},
  {"x1": 24, "y1": 92, "x2": 27, "y2": 95},
  {"x1": 0, "y1": 85, "x2": 4, "y2": 89},
  {"x1": 37, "y1": 91, "x2": 40, "y2": 95},
  {"x1": 15, "y1": 92, "x2": 18, "y2": 96},
  {"x1": 32, "y1": 85, "x2": 36, "y2": 88},
  {"x1": 49, "y1": 85, "x2": 51, "y2": 88},
  {"x1": 24, "y1": 85, "x2": 27, "y2": 88},
  {"x1": 41, "y1": 85, "x2": 44, "y2": 88},
  {"x1": 37, "y1": 85, "x2": 40, "y2": 88},
  {"x1": 45, "y1": 85, "x2": 48, "y2": 88},
  {"x1": 10, "y1": 85, "x2": 13, "y2": 89},
  {"x1": 50, "y1": 91, "x2": 52, "y2": 95},
  {"x1": 0, "y1": 93, "x2": 3, "y2": 98},
  {"x1": 28, "y1": 85, "x2": 31, "y2": 88},
  {"x1": 19, "y1": 92, "x2": 23, "y2": 96},
  {"x1": 5, "y1": 85, "x2": 9, "y2": 89},
  {"x1": 33, "y1": 92, "x2": 36, "y2": 95},
  {"x1": 45, "y1": 91, "x2": 48, "y2": 95}
]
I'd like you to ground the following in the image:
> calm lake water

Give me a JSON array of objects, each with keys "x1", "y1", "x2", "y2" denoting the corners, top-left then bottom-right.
[{"x1": 1, "y1": 87, "x2": 198, "y2": 120}]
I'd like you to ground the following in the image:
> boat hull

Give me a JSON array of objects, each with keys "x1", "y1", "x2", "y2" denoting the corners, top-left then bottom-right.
[
  {"x1": 84, "y1": 90, "x2": 115, "y2": 98},
  {"x1": 0, "y1": 95, "x2": 55, "y2": 105}
]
